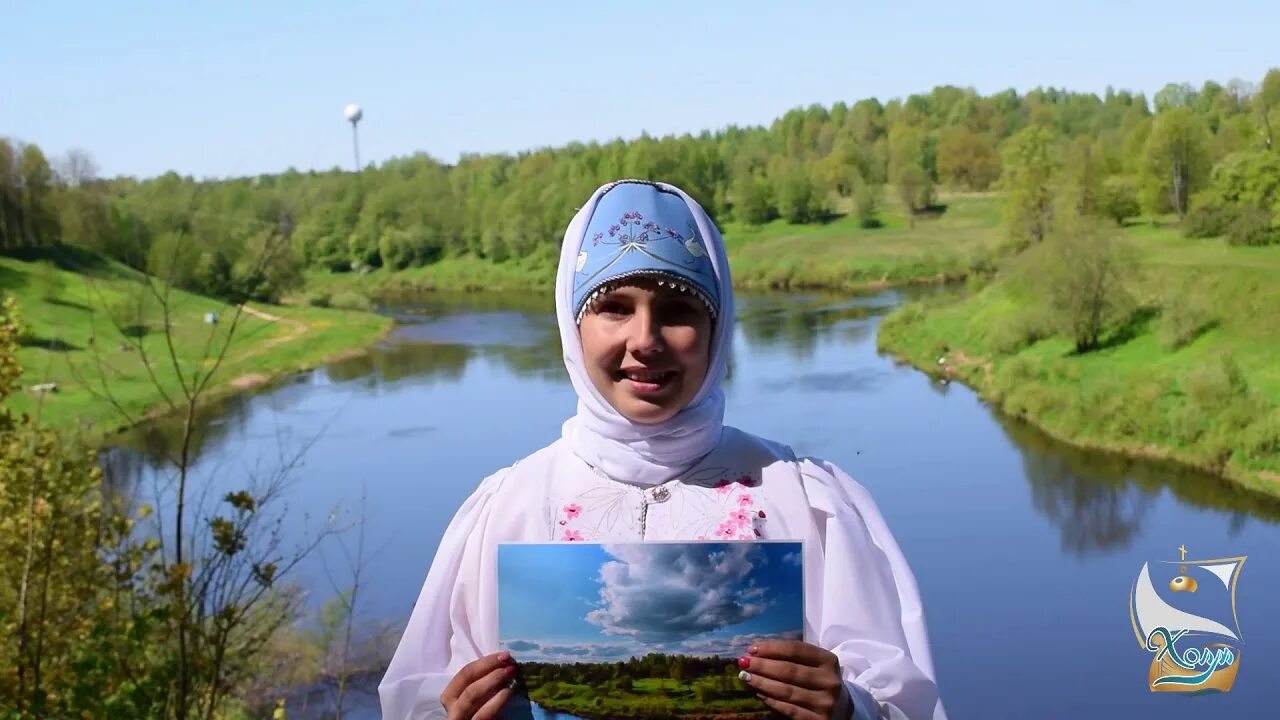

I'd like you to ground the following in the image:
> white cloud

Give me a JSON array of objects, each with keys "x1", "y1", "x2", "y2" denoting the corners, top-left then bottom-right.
[
  {"x1": 502, "y1": 627, "x2": 808, "y2": 663},
  {"x1": 585, "y1": 543, "x2": 770, "y2": 642}
]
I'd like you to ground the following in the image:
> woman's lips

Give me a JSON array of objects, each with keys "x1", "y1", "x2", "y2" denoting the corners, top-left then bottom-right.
[{"x1": 618, "y1": 369, "x2": 677, "y2": 395}]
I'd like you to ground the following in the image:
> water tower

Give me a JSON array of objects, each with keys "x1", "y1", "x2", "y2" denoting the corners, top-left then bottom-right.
[{"x1": 344, "y1": 103, "x2": 363, "y2": 172}]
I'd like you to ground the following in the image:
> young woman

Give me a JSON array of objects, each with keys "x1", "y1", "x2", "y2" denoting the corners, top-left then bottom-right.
[{"x1": 379, "y1": 180, "x2": 944, "y2": 720}]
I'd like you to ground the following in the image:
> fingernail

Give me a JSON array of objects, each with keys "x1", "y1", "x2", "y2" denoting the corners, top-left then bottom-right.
[
  {"x1": 748, "y1": 645, "x2": 759, "y2": 655},
  {"x1": 738, "y1": 670, "x2": 752, "y2": 682},
  {"x1": 737, "y1": 656, "x2": 750, "y2": 669},
  {"x1": 505, "y1": 665, "x2": 516, "y2": 675},
  {"x1": 498, "y1": 652, "x2": 511, "y2": 663}
]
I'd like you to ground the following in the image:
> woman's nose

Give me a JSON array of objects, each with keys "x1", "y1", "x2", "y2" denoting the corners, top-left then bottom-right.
[{"x1": 627, "y1": 307, "x2": 665, "y2": 355}]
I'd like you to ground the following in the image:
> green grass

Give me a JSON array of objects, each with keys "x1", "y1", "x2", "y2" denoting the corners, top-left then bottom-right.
[
  {"x1": 528, "y1": 676, "x2": 765, "y2": 719},
  {"x1": 295, "y1": 193, "x2": 1005, "y2": 297},
  {"x1": 878, "y1": 220, "x2": 1280, "y2": 496},
  {"x1": 721, "y1": 193, "x2": 1003, "y2": 289},
  {"x1": 2, "y1": 248, "x2": 391, "y2": 434}
]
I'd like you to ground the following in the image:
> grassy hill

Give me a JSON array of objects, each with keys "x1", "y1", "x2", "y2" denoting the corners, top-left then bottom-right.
[
  {"x1": 1, "y1": 247, "x2": 391, "y2": 433},
  {"x1": 878, "y1": 223, "x2": 1280, "y2": 495},
  {"x1": 299, "y1": 193, "x2": 1005, "y2": 297}
]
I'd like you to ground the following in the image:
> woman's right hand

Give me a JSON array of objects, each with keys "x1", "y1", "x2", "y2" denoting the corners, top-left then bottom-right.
[{"x1": 440, "y1": 651, "x2": 517, "y2": 720}]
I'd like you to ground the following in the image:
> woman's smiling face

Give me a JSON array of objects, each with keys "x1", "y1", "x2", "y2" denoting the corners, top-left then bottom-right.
[{"x1": 578, "y1": 279, "x2": 713, "y2": 424}]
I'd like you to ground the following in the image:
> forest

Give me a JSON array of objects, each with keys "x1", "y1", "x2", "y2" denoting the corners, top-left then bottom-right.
[
  {"x1": 519, "y1": 654, "x2": 764, "y2": 719},
  {"x1": 2, "y1": 70, "x2": 1278, "y2": 305}
]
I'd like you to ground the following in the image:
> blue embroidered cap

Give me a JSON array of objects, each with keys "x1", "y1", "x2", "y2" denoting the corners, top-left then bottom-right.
[{"x1": 572, "y1": 181, "x2": 720, "y2": 323}]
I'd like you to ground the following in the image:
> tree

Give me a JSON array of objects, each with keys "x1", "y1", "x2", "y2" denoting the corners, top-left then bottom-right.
[
  {"x1": 937, "y1": 128, "x2": 1001, "y2": 190},
  {"x1": 1027, "y1": 219, "x2": 1135, "y2": 353},
  {"x1": 17, "y1": 144, "x2": 55, "y2": 247},
  {"x1": 773, "y1": 159, "x2": 826, "y2": 223},
  {"x1": 888, "y1": 124, "x2": 934, "y2": 226},
  {"x1": 1099, "y1": 177, "x2": 1140, "y2": 226},
  {"x1": 54, "y1": 148, "x2": 98, "y2": 188},
  {"x1": 1142, "y1": 107, "x2": 1213, "y2": 221},
  {"x1": 0, "y1": 298, "x2": 115, "y2": 717},
  {"x1": 0, "y1": 140, "x2": 17, "y2": 247},
  {"x1": 1153, "y1": 82, "x2": 1197, "y2": 113},
  {"x1": 999, "y1": 126, "x2": 1059, "y2": 245},
  {"x1": 731, "y1": 172, "x2": 774, "y2": 225},
  {"x1": 852, "y1": 177, "x2": 884, "y2": 228},
  {"x1": 1058, "y1": 136, "x2": 1106, "y2": 217},
  {"x1": 1255, "y1": 68, "x2": 1280, "y2": 151}
]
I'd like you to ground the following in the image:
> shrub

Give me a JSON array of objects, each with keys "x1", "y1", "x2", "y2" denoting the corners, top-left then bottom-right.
[
  {"x1": 853, "y1": 182, "x2": 884, "y2": 228},
  {"x1": 1183, "y1": 203, "x2": 1235, "y2": 238},
  {"x1": 1099, "y1": 177, "x2": 1140, "y2": 226},
  {"x1": 328, "y1": 290, "x2": 372, "y2": 311},
  {"x1": 303, "y1": 292, "x2": 331, "y2": 308},
  {"x1": 1241, "y1": 410, "x2": 1280, "y2": 465},
  {"x1": 1184, "y1": 356, "x2": 1247, "y2": 410},
  {"x1": 1158, "y1": 290, "x2": 1215, "y2": 350},
  {"x1": 988, "y1": 309, "x2": 1052, "y2": 354},
  {"x1": 1225, "y1": 206, "x2": 1279, "y2": 246}
]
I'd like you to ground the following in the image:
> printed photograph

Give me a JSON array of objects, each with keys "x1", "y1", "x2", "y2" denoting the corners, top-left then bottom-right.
[{"x1": 498, "y1": 541, "x2": 804, "y2": 719}]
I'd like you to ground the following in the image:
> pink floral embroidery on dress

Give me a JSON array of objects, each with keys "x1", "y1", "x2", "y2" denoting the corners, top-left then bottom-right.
[
  {"x1": 564, "y1": 503, "x2": 582, "y2": 520},
  {"x1": 729, "y1": 509, "x2": 751, "y2": 527},
  {"x1": 562, "y1": 529, "x2": 583, "y2": 542},
  {"x1": 738, "y1": 493, "x2": 753, "y2": 507}
]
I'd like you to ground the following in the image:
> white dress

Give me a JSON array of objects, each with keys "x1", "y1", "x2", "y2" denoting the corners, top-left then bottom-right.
[{"x1": 379, "y1": 427, "x2": 944, "y2": 720}]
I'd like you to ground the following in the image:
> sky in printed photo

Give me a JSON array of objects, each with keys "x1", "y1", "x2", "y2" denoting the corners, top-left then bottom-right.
[{"x1": 499, "y1": 541, "x2": 804, "y2": 663}]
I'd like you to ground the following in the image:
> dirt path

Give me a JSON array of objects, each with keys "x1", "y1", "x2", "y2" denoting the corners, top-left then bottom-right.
[{"x1": 238, "y1": 304, "x2": 308, "y2": 348}]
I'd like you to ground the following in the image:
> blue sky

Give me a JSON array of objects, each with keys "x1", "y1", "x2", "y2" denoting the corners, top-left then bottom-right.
[
  {"x1": 499, "y1": 541, "x2": 803, "y2": 662},
  {"x1": 3, "y1": 1, "x2": 1277, "y2": 180}
]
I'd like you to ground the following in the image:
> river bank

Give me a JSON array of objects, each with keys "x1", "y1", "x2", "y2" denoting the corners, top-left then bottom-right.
[
  {"x1": 117, "y1": 287, "x2": 1280, "y2": 720},
  {"x1": 876, "y1": 225, "x2": 1280, "y2": 499},
  {"x1": 298, "y1": 194, "x2": 1004, "y2": 298},
  {"x1": 3, "y1": 249, "x2": 393, "y2": 434}
]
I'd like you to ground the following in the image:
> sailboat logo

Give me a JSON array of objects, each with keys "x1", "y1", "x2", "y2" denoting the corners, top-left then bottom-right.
[{"x1": 1129, "y1": 545, "x2": 1245, "y2": 694}]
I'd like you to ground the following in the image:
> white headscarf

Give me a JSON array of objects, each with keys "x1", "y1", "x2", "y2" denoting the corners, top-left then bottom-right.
[{"x1": 555, "y1": 180, "x2": 736, "y2": 487}]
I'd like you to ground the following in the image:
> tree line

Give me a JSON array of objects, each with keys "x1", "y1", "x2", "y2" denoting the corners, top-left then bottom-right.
[{"x1": 2, "y1": 71, "x2": 1278, "y2": 304}]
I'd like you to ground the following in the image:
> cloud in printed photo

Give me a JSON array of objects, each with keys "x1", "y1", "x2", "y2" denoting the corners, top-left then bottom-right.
[
  {"x1": 585, "y1": 543, "x2": 771, "y2": 642},
  {"x1": 500, "y1": 629, "x2": 805, "y2": 663},
  {"x1": 498, "y1": 541, "x2": 803, "y2": 662}
]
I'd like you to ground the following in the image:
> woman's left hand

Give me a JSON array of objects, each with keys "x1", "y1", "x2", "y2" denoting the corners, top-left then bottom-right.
[{"x1": 737, "y1": 640, "x2": 852, "y2": 720}]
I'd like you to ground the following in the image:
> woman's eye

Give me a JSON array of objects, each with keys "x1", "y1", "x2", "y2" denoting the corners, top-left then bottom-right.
[
  {"x1": 660, "y1": 300, "x2": 700, "y2": 323},
  {"x1": 596, "y1": 301, "x2": 629, "y2": 317}
]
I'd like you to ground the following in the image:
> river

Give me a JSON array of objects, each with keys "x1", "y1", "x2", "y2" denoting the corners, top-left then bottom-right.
[{"x1": 115, "y1": 288, "x2": 1280, "y2": 719}]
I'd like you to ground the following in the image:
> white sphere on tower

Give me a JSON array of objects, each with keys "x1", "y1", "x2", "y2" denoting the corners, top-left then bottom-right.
[{"x1": 344, "y1": 104, "x2": 363, "y2": 123}]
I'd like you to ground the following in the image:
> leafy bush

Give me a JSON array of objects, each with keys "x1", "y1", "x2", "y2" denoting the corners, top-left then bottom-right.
[
  {"x1": 853, "y1": 182, "x2": 884, "y2": 228},
  {"x1": 328, "y1": 290, "x2": 372, "y2": 311},
  {"x1": 1225, "y1": 206, "x2": 1279, "y2": 246},
  {"x1": 302, "y1": 292, "x2": 331, "y2": 308},
  {"x1": 1241, "y1": 410, "x2": 1280, "y2": 464},
  {"x1": 1158, "y1": 290, "x2": 1216, "y2": 350},
  {"x1": 1183, "y1": 202, "x2": 1235, "y2": 238},
  {"x1": 988, "y1": 310, "x2": 1052, "y2": 354},
  {"x1": 1099, "y1": 177, "x2": 1140, "y2": 226}
]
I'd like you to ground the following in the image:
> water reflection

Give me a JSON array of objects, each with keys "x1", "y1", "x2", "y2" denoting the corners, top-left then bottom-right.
[
  {"x1": 998, "y1": 413, "x2": 1280, "y2": 555},
  {"x1": 326, "y1": 341, "x2": 471, "y2": 386},
  {"x1": 736, "y1": 292, "x2": 887, "y2": 360}
]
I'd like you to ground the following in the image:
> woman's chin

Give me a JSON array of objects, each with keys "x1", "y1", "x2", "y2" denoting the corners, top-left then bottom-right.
[{"x1": 613, "y1": 393, "x2": 682, "y2": 425}]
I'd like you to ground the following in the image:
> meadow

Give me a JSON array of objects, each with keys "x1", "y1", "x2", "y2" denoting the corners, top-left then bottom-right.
[
  {"x1": 878, "y1": 222, "x2": 1280, "y2": 495},
  {"x1": 3, "y1": 246, "x2": 391, "y2": 433},
  {"x1": 521, "y1": 658, "x2": 768, "y2": 720}
]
